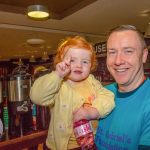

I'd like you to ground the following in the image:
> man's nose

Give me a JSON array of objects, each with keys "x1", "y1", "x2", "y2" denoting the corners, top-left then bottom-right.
[{"x1": 115, "y1": 53, "x2": 125, "y2": 65}]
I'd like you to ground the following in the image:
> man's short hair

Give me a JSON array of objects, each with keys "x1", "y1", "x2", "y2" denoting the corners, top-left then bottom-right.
[{"x1": 107, "y1": 25, "x2": 147, "y2": 49}]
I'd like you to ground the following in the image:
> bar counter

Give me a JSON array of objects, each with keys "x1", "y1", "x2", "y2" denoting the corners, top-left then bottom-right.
[{"x1": 0, "y1": 130, "x2": 47, "y2": 150}]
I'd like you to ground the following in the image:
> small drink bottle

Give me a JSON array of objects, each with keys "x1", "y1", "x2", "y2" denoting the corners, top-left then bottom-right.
[{"x1": 73, "y1": 119, "x2": 97, "y2": 150}]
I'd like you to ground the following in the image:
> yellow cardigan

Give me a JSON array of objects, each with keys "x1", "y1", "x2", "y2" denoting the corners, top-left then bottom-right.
[{"x1": 30, "y1": 71, "x2": 115, "y2": 150}]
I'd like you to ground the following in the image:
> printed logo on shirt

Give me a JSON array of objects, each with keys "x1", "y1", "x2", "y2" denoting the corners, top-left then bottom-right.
[{"x1": 95, "y1": 127, "x2": 131, "y2": 150}]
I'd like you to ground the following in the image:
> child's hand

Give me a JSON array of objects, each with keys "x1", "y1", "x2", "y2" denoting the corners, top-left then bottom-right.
[
  {"x1": 73, "y1": 106, "x2": 100, "y2": 122},
  {"x1": 73, "y1": 106, "x2": 89, "y2": 122},
  {"x1": 55, "y1": 57, "x2": 71, "y2": 78}
]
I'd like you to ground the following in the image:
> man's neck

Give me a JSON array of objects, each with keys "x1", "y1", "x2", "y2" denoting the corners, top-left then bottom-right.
[{"x1": 118, "y1": 75, "x2": 146, "y2": 92}]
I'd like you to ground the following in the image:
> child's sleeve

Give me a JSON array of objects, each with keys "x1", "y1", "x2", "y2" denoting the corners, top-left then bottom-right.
[
  {"x1": 90, "y1": 75, "x2": 115, "y2": 118},
  {"x1": 30, "y1": 71, "x2": 63, "y2": 106}
]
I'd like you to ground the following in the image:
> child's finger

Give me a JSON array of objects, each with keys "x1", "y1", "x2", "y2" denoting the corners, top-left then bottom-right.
[{"x1": 64, "y1": 56, "x2": 71, "y2": 66}]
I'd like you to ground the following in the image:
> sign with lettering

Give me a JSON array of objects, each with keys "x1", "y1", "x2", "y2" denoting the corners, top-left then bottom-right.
[{"x1": 94, "y1": 42, "x2": 107, "y2": 57}]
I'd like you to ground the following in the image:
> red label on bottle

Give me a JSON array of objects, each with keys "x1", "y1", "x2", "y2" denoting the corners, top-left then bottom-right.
[{"x1": 74, "y1": 122, "x2": 93, "y2": 138}]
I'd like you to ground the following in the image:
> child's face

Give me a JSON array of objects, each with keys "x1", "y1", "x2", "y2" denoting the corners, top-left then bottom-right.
[{"x1": 64, "y1": 47, "x2": 92, "y2": 84}]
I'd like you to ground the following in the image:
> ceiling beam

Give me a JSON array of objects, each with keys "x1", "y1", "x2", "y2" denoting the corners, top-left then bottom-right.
[{"x1": 0, "y1": 23, "x2": 105, "y2": 37}]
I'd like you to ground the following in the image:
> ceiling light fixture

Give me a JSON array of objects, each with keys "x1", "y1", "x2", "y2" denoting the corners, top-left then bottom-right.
[
  {"x1": 27, "y1": 5, "x2": 49, "y2": 19},
  {"x1": 27, "y1": 38, "x2": 45, "y2": 46}
]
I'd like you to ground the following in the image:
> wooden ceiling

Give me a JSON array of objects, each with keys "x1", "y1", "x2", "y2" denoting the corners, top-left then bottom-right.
[
  {"x1": 0, "y1": 0, "x2": 149, "y2": 61},
  {"x1": 0, "y1": 0, "x2": 96, "y2": 19}
]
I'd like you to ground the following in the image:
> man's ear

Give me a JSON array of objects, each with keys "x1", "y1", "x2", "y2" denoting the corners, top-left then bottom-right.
[{"x1": 142, "y1": 48, "x2": 148, "y2": 63}]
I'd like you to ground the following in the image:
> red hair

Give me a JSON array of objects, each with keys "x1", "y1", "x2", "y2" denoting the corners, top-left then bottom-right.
[{"x1": 54, "y1": 36, "x2": 97, "y2": 71}]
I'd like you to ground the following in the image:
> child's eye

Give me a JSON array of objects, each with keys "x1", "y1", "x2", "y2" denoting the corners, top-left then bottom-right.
[
  {"x1": 82, "y1": 60, "x2": 89, "y2": 64},
  {"x1": 70, "y1": 59, "x2": 75, "y2": 62}
]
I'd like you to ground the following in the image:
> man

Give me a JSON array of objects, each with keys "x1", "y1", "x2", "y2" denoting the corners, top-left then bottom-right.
[{"x1": 95, "y1": 25, "x2": 150, "y2": 150}]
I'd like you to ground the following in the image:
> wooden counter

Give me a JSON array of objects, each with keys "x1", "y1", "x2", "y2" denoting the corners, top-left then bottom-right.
[{"x1": 0, "y1": 130, "x2": 47, "y2": 150}]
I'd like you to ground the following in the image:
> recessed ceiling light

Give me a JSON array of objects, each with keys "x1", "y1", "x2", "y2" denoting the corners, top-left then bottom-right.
[{"x1": 27, "y1": 38, "x2": 45, "y2": 45}]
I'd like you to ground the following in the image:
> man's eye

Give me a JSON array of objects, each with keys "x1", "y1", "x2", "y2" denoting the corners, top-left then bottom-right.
[
  {"x1": 124, "y1": 49, "x2": 133, "y2": 54},
  {"x1": 70, "y1": 59, "x2": 75, "y2": 62}
]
